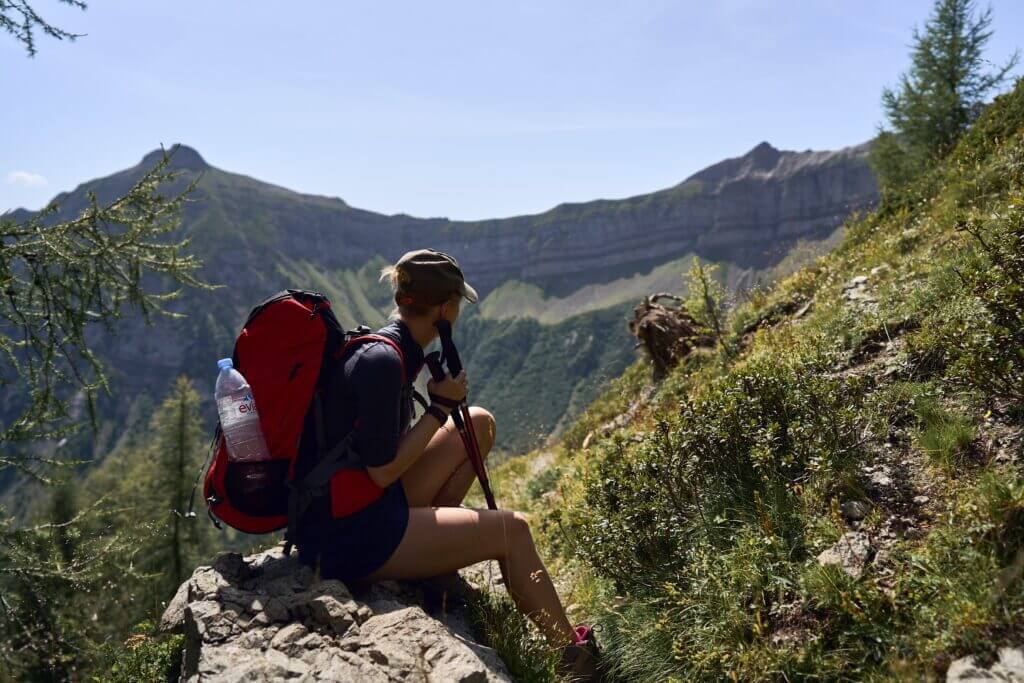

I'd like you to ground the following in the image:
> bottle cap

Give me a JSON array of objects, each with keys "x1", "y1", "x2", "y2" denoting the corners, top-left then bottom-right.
[{"x1": 217, "y1": 358, "x2": 233, "y2": 370}]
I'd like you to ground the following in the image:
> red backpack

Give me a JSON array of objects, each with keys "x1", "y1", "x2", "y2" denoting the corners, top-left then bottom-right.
[{"x1": 201, "y1": 290, "x2": 419, "y2": 550}]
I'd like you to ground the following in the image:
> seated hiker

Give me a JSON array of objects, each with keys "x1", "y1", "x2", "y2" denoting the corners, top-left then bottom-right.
[{"x1": 294, "y1": 248, "x2": 599, "y2": 681}]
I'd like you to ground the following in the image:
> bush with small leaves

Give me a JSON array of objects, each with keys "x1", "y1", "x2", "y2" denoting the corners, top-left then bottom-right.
[{"x1": 568, "y1": 355, "x2": 867, "y2": 594}]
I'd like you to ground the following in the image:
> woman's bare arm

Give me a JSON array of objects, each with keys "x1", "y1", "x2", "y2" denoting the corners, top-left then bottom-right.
[
  {"x1": 366, "y1": 408, "x2": 448, "y2": 487},
  {"x1": 366, "y1": 370, "x2": 466, "y2": 487}
]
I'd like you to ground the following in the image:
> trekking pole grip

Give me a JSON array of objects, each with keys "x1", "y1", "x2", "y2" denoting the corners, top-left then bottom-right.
[
  {"x1": 425, "y1": 350, "x2": 465, "y2": 428},
  {"x1": 424, "y1": 351, "x2": 445, "y2": 382},
  {"x1": 434, "y1": 320, "x2": 463, "y2": 377}
]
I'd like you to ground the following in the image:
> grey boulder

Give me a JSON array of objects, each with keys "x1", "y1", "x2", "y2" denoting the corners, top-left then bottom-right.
[{"x1": 161, "y1": 547, "x2": 511, "y2": 682}]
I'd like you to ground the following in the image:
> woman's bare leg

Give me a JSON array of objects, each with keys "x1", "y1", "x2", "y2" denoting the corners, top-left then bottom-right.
[
  {"x1": 366, "y1": 506, "x2": 574, "y2": 647},
  {"x1": 401, "y1": 406, "x2": 496, "y2": 508}
]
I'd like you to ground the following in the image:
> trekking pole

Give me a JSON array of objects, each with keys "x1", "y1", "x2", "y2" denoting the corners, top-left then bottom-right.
[
  {"x1": 427, "y1": 322, "x2": 498, "y2": 510},
  {"x1": 433, "y1": 321, "x2": 496, "y2": 509},
  {"x1": 424, "y1": 350, "x2": 496, "y2": 510}
]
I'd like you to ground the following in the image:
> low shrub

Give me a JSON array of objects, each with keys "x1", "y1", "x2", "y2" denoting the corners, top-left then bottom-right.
[
  {"x1": 93, "y1": 622, "x2": 183, "y2": 683},
  {"x1": 883, "y1": 472, "x2": 1024, "y2": 672},
  {"x1": 567, "y1": 355, "x2": 866, "y2": 594},
  {"x1": 950, "y1": 187, "x2": 1024, "y2": 413}
]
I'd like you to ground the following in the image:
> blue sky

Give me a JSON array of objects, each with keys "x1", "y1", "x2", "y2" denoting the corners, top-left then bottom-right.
[{"x1": 2, "y1": 1, "x2": 1021, "y2": 219}]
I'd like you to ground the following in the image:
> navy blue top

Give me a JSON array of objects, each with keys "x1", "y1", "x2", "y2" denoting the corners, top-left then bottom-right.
[{"x1": 296, "y1": 319, "x2": 425, "y2": 581}]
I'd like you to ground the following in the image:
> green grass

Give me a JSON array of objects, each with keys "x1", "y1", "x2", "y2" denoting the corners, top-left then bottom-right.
[
  {"x1": 914, "y1": 398, "x2": 978, "y2": 470},
  {"x1": 467, "y1": 591, "x2": 558, "y2": 682},
  {"x1": 525, "y1": 465, "x2": 562, "y2": 502}
]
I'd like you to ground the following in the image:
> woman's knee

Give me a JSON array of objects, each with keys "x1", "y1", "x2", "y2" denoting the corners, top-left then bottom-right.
[
  {"x1": 501, "y1": 510, "x2": 533, "y2": 548},
  {"x1": 469, "y1": 406, "x2": 496, "y2": 455},
  {"x1": 484, "y1": 509, "x2": 533, "y2": 558}
]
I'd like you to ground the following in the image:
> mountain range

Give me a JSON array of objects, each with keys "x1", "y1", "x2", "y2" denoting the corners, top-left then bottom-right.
[{"x1": 3, "y1": 139, "x2": 877, "y2": 469}]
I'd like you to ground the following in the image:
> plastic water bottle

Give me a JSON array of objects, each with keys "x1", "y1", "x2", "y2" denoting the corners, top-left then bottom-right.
[{"x1": 215, "y1": 358, "x2": 271, "y2": 462}]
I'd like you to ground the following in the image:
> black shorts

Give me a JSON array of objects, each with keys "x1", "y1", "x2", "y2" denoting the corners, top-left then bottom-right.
[{"x1": 297, "y1": 480, "x2": 410, "y2": 581}]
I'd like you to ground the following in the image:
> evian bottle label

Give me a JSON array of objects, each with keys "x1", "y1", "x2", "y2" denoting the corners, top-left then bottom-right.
[{"x1": 217, "y1": 392, "x2": 260, "y2": 430}]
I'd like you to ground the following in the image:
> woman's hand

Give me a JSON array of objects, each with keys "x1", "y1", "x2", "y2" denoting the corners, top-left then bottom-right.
[{"x1": 428, "y1": 369, "x2": 468, "y2": 405}]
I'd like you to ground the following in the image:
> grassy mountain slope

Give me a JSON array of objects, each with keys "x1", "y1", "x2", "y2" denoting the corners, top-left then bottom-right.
[
  {"x1": 482, "y1": 80, "x2": 1024, "y2": 680},
  {"x1": 478, "y1": 227, "x2": 846, "y2": 325}
]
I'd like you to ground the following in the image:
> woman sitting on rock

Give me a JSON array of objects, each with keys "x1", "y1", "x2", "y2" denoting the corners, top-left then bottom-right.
[{"x1": 295, "y1": 248, "x2": 600, "y2": 681}]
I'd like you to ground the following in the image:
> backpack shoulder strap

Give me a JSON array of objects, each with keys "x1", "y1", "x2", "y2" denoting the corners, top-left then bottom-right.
[
  {"x1": 344, "y1": 334, "x2": 427, "y2": 414},
  {"x1": 335, "y1": 333, "x2": 408, "y2": 383}
]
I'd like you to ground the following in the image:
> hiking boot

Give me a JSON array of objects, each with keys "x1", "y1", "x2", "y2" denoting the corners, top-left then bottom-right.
[{"x1": 556, "y1": 625, "x2": 601, "y2": 682}]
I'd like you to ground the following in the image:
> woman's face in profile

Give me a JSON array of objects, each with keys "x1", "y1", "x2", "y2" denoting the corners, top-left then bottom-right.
[{"x1": 443, "y1": 295, "x2": 462, "y2": 325}]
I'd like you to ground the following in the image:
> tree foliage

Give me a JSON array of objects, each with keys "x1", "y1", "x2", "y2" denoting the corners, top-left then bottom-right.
[
  {"x1": 124, "y1": 376, "x2": 212, "y2": 602},
  {"x1": 0, "y1": 0, "x2": 86, "y2": 56},
  {"x1": 0, "y1": 150, "x2": 208, "y2": 480},
  {"x1": 870, "y1": 0, "x2": 1018, "y2": 191},
  {"x1": 0, "y1": 151, "x2": 210, "y2": 680},
  {"x1": 0, "y1": 376, "x2": 216, "y2": 680},
  {"x1": 78, "y1": 376, "x2": 215, "y2": 632},
  {"x1": 683, "y1": 258, "x2": 729, "y2": 356},
  {"x1": 0, "y1": 490, "x2": 149, "y2": 680}
]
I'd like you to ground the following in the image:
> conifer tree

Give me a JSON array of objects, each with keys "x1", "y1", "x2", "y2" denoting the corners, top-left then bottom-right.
[
  {"x1": 0, "y1": 7, "x2": 211, "y2": 680},
  {"x1": 148, "y1": 376, "x2": 211, "y2": 597},
  {"x1": 66, "y1": 376, "x2": 215, "y2": 633},
  {"x1": 684, "y1": 258, "x2": 728, "y2": 354},
  {"x1": 871, "y1": 0, "x2": 1019, "y2": 190},
  {"x1": 48, "y1": 482, "x2": 78, "y2": 565},
  {"x1": 0, "y1": 480, "x2": 147, "y2": 680},
  {"x1": 0, "y1": 156, "x2": 209, "y2": 679}
]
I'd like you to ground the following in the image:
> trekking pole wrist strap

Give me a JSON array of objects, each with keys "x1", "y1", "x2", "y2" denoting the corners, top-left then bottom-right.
[
  {"x1": 425, "y1": 404, "x2": 449, "y2": 425},
  {"x1": 427, "y1": 392, "x2": 461, "y2": 409}
]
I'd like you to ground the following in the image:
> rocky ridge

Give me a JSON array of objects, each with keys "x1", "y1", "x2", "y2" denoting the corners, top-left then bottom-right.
[
  {"x1": 7, "y1": 139, "x2": 877, "y2": 299},
  {"x1": 160, "y1": 546, "x2": 510, "y2": 682}
]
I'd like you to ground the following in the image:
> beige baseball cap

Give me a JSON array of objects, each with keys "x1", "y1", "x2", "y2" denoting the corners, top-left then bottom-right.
[{"x1": 394, "y1": 248, "x2": 478, "y2": 304}]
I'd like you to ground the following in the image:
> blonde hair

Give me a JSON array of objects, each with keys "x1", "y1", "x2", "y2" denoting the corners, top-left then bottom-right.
[{"x1": 378, "y1": 263, "x2": 410, "y2": 289}]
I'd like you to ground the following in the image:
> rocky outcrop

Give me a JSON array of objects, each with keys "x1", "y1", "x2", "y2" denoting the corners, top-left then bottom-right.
[
  {"x1": 160, "y1": 546, "x2": 510, "y2": 682},
  {"x1": 420, "y1": 141, "x2": 876, "y2": 295}
]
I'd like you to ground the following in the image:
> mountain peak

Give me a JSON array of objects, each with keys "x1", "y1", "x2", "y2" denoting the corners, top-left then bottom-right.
[
  {"x1": 139, "y1": 144, "x2": 209, "y2": 172},
  {"x1": 744, "y1": 141, "x2": 781, "y2": 170}
]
